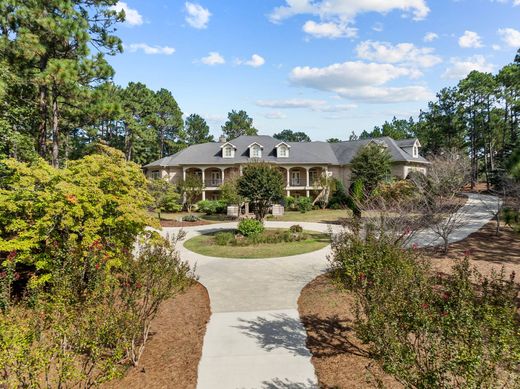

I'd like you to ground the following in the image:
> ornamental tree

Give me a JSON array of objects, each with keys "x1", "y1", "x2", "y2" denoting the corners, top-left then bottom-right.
[
  {"x1": 237, "y1": 163, "x2": 284, "y2": 220},
  {"x1": 350, "y1": 143, "x2": 392, "y2": 193}
]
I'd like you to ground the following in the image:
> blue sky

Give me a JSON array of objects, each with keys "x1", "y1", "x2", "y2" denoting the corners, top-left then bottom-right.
[{"x1": 108, "y1": 0, "x2": 520, "y2": 141}]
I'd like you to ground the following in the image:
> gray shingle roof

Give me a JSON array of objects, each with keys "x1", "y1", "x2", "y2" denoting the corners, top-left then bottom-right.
[{"x1": 143, "y1": 135, "x2": 428, "y2": 168}]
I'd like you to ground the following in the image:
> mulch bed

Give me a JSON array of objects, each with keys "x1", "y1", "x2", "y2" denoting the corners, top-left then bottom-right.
[
  {"x1": 298, "y1": 276, "x2": 402, "y2": 389},
  {"x1": 423, "y1": 221, "x2": 520, "y2": 278},
  {"x1": 299, "y1": 221, "x2": 520, "y2": 388},
  {"x1": 104, "y1": 282, "x2": 211, "y2": 389}
]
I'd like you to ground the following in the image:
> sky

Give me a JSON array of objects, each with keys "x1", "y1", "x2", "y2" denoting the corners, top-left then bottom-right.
[{"x1": 107, "y1": 0, "x2": 520, "y2": 141}]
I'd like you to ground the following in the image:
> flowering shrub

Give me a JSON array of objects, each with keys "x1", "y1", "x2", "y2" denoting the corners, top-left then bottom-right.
[
  {"x1": 237, "y1": 218, "x2": 264, "y2": 237},
  {"x1": 330, "y1": 230, "x2": 520, "y2": 388}
]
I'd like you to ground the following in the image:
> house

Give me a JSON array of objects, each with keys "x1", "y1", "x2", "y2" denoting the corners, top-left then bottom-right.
[{"x1": 143, "y1": 135, "x2": 429, "y2": 201}]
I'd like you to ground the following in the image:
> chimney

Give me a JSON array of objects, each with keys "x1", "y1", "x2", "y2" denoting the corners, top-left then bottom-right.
[{"x1": 219, "y1": 135, "x2": 227, "y2": 143}]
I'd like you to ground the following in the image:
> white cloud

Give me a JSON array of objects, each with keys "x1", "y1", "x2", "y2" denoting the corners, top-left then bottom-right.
[
  {"x1": 302, "y1": 20, "x2": 357, "y2": 39},
  {"x1": 372, "y1": 22, "x2": 384, "y2": 32},
  {"x1": 200, "y1": 52, "x2": 225, "y2": 65},
  {"x1": 442, "y1": 55, "x2": 494, "y2": 79},
  {"x1": 237, "y1": 54, "x2": 266, "y2": 68},
  {"x1": 492, "y1": 44, "x2": 502, "y2": 50},
  {"x1": 269, "y1": 0, "x2": 430, "y2": 23},
  {"x1": 185, "y1": 2, "x2": 211, "y2": 29},
  {"x1": 355, "y1": 40, "x2": 442, "y2": 68},
  {"x1": 256, "y1": 99, "x2": 357, "y2": 111},
  {"x1": 111, "y1": 2, "x2": 143, "y2": 26},
  {"x1": 127, "y1": 43, "x2": 175, "y2": 55},
  {"x1": 498, "y1": 28, "x2": 520, "y2": 47},
  {"x1": 492, "y1": 0, "x2": 520, "y2": 5},
  {"x1": 256, "y1": 99, "x2": 327, "y2": 109},
  {"x1": 264, "y1": 111, "x2": 287, "y2": 119},
  {"x1": 423, "y1": 32, "x2": 438, "y2": 42},
  {"x1": 458, "y1": 30, "x2": 484, "y2": 48},
  {"x1": 288, "y1": 61, "x2": 431, "y2": 103}
]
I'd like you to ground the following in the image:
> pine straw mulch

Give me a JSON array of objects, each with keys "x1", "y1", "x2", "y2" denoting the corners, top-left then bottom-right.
[
  {"x1": 298, "y1": 221, "x2": 520, "y2": 389},
  {"x1": 104, "y1": 282, "x2": 211, "y2": 389}
]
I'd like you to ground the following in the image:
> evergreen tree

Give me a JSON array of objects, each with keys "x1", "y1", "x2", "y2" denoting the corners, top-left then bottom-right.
[
  {"x1": 184, "y1": 114, "x2": 214, "y2": 145},
  {"x1": 222, "y1": 110, "x2": 257, "y2": 140},
  {"x1": 273, "y1": 129, "x2": 311, "y2": 142},
  {"x1": 350, "y1": 143, "x2": 392, "y2": 193}
]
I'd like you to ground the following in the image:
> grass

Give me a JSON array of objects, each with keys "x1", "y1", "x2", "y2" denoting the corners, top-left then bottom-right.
[
  {"x1": 183, "y1": 229, "x2": 331, "y2": 259},
  {"x1": 267, "y1": 209, "x2": 351, "y2": 223},
  {"x1": 149, "y1": 211, "x2": 232, "y2": 223}
]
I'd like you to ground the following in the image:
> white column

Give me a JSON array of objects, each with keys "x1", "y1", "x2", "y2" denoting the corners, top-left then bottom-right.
[
  {"x1": 286, "y1": 168, "x2": 290, "y2": 187},
  {"x1": 182, "y1": 167, "x2": 187, "y2": 181},
  {"x1": 201, "y1": 168, "x2": 206, "y2": 186},
  {"x1": 220, "y1": 168, "x2": 225, "y2": 185},
  {"x1": 202, "y1": 190, "x2": 206, "y2": 201},
  {"x1": 305, "y1": 167, "x2": 310, "y2": 188},
  {"x1": 286, "y1": 190, "x2": 290, "y2": 197},
  {"x1": 306, "y1": 190, "x2": 310, "y2": 197}
]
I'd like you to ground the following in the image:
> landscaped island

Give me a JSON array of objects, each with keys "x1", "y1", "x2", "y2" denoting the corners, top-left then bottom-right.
[{"x1": 184, "y1": 221, "x2": 330, "y2": 258}]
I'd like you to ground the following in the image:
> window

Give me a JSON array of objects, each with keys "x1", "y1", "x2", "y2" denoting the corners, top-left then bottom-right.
[
  {"x1": 224, "y1": 146, "x2": 233, "y2": 158},
  {"x1": 151, "y1": 170, "x2": 160, "y2": 179},
  {"x1": 251, "y1": 145, "x2": 261, "y2": 158},
  {"x1": 413, "y1": 146, "x2": 418, "y2": 158},
  {"x1": 279, "y1": 146, "x2": 287, "y2": 157},
  {"x1": 309, "y1": 169, "x2": 319, "y2": 185}
]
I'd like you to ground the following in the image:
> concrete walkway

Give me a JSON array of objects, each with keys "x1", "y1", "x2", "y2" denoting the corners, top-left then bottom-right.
[{"x1": 161, "y1": 192, "x2": 498, "y2": 389}]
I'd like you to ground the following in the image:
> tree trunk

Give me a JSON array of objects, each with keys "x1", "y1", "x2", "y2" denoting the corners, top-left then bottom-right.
[
  {"x1": 51, "y1": 92, "x2": 59, "y2": 168},
  {"x1": 38, "y1": 86, "x2": 48, "y2": 158}
]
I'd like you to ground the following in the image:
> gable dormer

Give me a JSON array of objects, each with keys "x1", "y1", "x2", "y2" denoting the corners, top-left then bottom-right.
[
  {"x1": 248, "y1": 142, "x2": 263, "y2": 158},
  {"x1": 275, "y1": 142, "x2": 291, "y2": 158},
  {"x1": 220, "y1": 142, "x2": 236, "y2": 158},
  {"x1": 401, "y1": 139, "x2": 421, "y2": 158}
]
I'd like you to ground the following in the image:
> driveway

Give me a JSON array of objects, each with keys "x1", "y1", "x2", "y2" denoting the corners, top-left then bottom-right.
[{"x1": 161, "y1": 192, "x2": 498, "y2": 389}]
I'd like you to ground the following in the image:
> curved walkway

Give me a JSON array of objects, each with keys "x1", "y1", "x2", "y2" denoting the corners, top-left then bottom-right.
[{"x1": 161, "y1": 192, "x2": 498, "y2": 389}]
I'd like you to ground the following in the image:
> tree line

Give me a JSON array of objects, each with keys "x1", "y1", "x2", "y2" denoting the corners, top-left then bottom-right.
[{"x1": 357, "y1": 50, "x2": 520, "y2": 188}]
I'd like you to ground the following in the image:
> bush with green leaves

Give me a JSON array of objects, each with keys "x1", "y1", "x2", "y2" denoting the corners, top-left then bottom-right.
[
  {"x1": 330, "y1": 229, "x2": 520, "y2": 388},
  {"x1": 0, "y1": 147, "x2": 194, "y2": 387},
  {"x1": 296, "y1": 197, "x2": 313, "y2": 213},
  {"x1": 147, "y1": 178, "x2": 182, "y2": 219},
  {"x1": 196, "y1": 200, "x2": 227, "y2": 215},
  {"x1": 214, "y1": 232, "x2": 235, "y2": 246},
  {"x1": 237, "y1": 219, "x2": 264, "y2": 237},
  {"x1": 182, "y1": 214, "x2": 200, "y2": 222},
  {"x1": 284, "y1": 196, "x2": 296, "y2": 210},
  {"x1": 289, "y1": 224, "x2": 303, "y2": 233},
  {"x1": 328, "y1": 179, "x2": 349, "y2": 209}
]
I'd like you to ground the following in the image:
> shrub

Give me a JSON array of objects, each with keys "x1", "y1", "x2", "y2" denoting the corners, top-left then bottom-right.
[
  {"x1": 284, "y1": 196, "x2": 296, "y2": 210},
  {"x1": 289, "y1": 224, "x2": 303, "y2": 233},
  {"x1": 327, "y1": 179, "x2": 349, "y2": 209},
  {"x1": 237, "y1": 219, "x2": 264, "y2": 237},
  {"x1": 330, "y1": 230, "x2": 520, "y2": 388},
  {"x1": 147, "y1": 178, "x2": 182, "y2": 219},
  {"x1": 296, "y1": 197, "x2": 313, "y2": 213},
  {"x1": 182, "y1": 214, "x2": 200, "y2": 222},
  {"x1": 214, "y1": 232, "x2": 235, "y2": 246},
  {"x1": 196, "y1": 200, "x2": 227, "y2": 215}
]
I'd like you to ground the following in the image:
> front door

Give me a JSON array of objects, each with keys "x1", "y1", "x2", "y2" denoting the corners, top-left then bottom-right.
[
  {"x1": 211, "y1": 171, "x2": 221, "y2": 186},
  {"x1": 291, "y1": 171, "x2": 300, "y2": 186}
]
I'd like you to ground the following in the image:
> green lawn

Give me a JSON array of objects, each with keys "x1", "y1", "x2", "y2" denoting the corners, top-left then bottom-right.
[
  {"x1": 183, "y1": 229, "x2": 331, "y2": 259},
  {"x1": 267, "y1": 209, "x2": 351, "y2": 223},
  {"x1": 150, "y1": 211, "x2": 233, "y2": 223}
]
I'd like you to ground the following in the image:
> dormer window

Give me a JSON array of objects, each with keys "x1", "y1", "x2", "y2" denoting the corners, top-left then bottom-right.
[
  {"x1": 248, "y1": 142, "x2": 263, "y2": 159},
  {"x1": 220, "y1": 142, "x2": 236, "y2": 158},
  {"x1": 275, "y1": 142, "x2": 291, "y2": 158},
  {"x1": 251, "y1": 145, "x2": 261, "y2": 158},
  {"x1": 413, "y1": 146, "x2": 418, "y2": 158}
]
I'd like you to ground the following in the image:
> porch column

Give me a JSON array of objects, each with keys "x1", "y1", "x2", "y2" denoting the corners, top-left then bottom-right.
[
  {"x1": 182, "y1": 167, "x2": 187, "y2": 181},
  {"x1": 202, "y1": 190, "x2": 206, "y2": 201},
  {"x1": 286, "y1": 190, "x2": 290, "y2": 197},
  {"x1": 220, "y1": 167, "x2": 225, "y2": 185},
  {"x1": 306, "y1": 190, "x2": 310, "y2": 197},
  {"x1": 286, "y1": 168, "x2": 290, "y2": 187},
  {"x1": 201, "y1": 168, "x2": 206, "y2": 186},
  {"x1": 305, "y1": 167, "x2": 310, "y2": 187}
]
